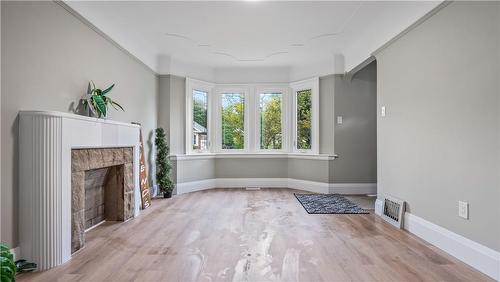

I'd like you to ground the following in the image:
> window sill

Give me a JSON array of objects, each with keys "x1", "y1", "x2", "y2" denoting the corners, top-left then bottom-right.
[{"x1": 170, "y1": 153, "x2": 338, "y2": 161}]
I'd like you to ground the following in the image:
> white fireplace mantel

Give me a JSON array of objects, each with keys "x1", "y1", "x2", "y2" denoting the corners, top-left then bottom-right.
[{"x1": 19, "y1": 110, "x2": 141, "y2": 270}]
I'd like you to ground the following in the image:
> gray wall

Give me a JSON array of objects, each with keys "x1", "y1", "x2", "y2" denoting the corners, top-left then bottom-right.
[
  {"x1": 319, "y1": 75, "x2": 335, "y2": 155},
  {"x1": 174, "y1": 158, "x2": 329, "y2": 184},
  {"x1": 174, "y1": 159, "x2": 215, "y2": 184},
  {"x1": 1, "y1": 1, "x2": 158, "y2": 247},
  {"x1": 288, "y1": 159, "x2": 329, "y2": 183},
  {"x1": 158, "y1": 75, "x2": 186, "y2": 155},
  {"x1": 376, "y1": 1, "x2": 499, "y2": 251},
  {"x1": 333, "y1": 62, "x2": 377, "y2": 183},
  {"x1": 215, "y1": 158, "x2": 288, "y2": 179}
]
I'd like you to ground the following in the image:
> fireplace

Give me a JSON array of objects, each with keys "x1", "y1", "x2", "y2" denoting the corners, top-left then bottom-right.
[
  {"x1": 71, "y1": 148, "x2": 134, "y2": 253},
  {"x1": 19, "y1": 110, "x2": 141, "y2": 270}
]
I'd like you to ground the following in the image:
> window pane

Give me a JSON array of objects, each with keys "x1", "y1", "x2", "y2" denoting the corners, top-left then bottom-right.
[
  {"x1": 296, "y1": 89, "x2": 312, "y2": 150},
  {"x1": 260, "y1": 93, "x2": 282, "y2": 150},
  {"x1": 221, "y1": 93, "x2": 245, "y2": 150},
  {"x1": 192, "y1": 90, "x2": 208, "y2": 150}
]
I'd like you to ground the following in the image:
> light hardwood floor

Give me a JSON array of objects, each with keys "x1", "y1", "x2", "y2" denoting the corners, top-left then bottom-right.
[{"x1": 18, "y1": 188, "x2": 491, "y2": 282}]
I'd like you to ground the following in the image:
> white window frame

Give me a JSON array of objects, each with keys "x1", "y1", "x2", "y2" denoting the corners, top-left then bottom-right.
[
  {"x1": 214, "y1": 86, "x2": 250, "y2": 153},
  {"x1": 185, "y1": 78, "x2": 214, "y2": 155},
  {"x1": 254, "y1": 86, "x2": 289, "y2": 153},
  {"x1": 290, "y1": 77, "x2": 319, "y2": 154}
]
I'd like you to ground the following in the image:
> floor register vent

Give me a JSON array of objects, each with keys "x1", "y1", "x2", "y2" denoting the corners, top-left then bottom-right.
[
  {"x1": 245, "y1": 187, "x2": 261, "y2": 191},
  {"x1": 382, "y1": 196, "x2": 405, "y2": 228}
]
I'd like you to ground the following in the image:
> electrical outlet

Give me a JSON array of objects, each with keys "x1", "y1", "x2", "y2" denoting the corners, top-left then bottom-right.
[
  {"x1": 381, "y1": 106, "x2": 386, "y2": 117},
  {"x1": 458, "y1": 201, "x2": 469, "y2": 219},
  {"x1": 337, "y1": 116, "x2": 343, "y2": 124}
]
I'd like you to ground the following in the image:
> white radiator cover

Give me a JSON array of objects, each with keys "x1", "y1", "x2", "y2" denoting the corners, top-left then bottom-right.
[{"x1": 19, "y1": 111, "x2": 141, "y2": 270}]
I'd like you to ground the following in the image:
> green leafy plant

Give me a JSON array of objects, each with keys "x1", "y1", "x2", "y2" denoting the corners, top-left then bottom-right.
[
  {"x1": 82, "y1": 81, "x2": 124, "y2": 118},
  {"x1": 155, "y1": 128, "x2": 174, "y2": 196},
  {"x1": 1, "y1": 243, "x2": 16, "y2": 282}
]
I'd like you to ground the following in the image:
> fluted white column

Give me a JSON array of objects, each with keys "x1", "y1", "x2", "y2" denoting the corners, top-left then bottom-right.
[{"x1": 19, "y1": 114, "x2": 63, "y2": 270}]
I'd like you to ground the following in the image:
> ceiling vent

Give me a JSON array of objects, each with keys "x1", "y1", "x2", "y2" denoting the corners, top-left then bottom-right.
[{"x1": 382, "y1": 196, "x2": 405, "y2": 229}]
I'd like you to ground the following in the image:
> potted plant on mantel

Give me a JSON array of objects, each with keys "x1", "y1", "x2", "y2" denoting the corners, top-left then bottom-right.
[
  {"x1": 81, "y1": 81, "x2": 124, "y2": 118},
  {"x1": 155, "y1": 128, "x2": 174, "y2": 198}
]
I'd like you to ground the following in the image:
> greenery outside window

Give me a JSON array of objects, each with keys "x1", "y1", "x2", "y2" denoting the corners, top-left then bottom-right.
[
  {"x1": 186, "y1": 78, "x2": 318, "y2": 155},
  {"x1": 291, "y1": 77, "x2": 319, "y2": 154},
  {"x1": 186, "y1": 78, "x2": 214, "y2": 154},
  {"x1": 259, "y1": 93, "x2": 283, "y2": 150},
  {"x1": 221, "y1": 93, "x2": 245, "y2": 150},
  {"x1": 296, "y1": 89, "x2": 312, "y2": 150},
  {"x1": 192, "y1": 90, "x2": 209, "y2": 151}
]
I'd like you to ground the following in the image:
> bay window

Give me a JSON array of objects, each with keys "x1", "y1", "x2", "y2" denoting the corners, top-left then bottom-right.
[{"x1": 186, "y1": 77, "x2": 318, "y2": 155}]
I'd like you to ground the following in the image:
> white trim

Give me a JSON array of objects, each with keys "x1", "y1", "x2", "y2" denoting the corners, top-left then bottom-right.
[
  {"x1": 329, "y1": 183, "x2": 377, "y2": 195},
  {"x1": 170, "y1": 154, "x2": 216, "y2": 161},
  {"x1": 371, "y1": 1, "x2": 451, "y2": 57},
  {"x1": 176, "y1": 179, "x2": 217, "y2": 194},
  {"x1": 19, "y1": 110, "x2": 140, "y2": 128},
  {"x1": 290, "y1": 77, "x2": 319, "y2": 154},
  {"x1": 170, "y1": 153, "x2": 337, "y2": 161},
  {"x1": 10, "y1": 247, "x2": 20, "y2": 261},
  {"x1": 375, "y1": 198, "x2": 384, "y2": 216},
  {"x1": 254, "y1": 87, "x2": 289, "y2": 152},
  {"x1": 185, "y1": 78, "x2": 214, "y2": 155},
  {"x1": 287, "y1": 178, "x2": 329, "y2": 194},
  {"x1": 175, "y1": 178, "x2": 373, "y2": 196},
  {"x1": 216, "y1": 178, "x2": 288, "y2": 189},
  {"x1": 404, "y1": 213, "x2": 500, "y2": 281},
  {"x1": 375, "y1": 199, "x2": 500, "y2": 281},
  {"x1": 214, "y1": 87, "x2": 250, "y2": 152}
]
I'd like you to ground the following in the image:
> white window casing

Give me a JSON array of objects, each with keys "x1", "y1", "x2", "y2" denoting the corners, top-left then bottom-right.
[
  {"x1": 185, "y1": 78, "x2": 214, "y2": 155},
  {"x1": 290, "y1": 77, "x2": 319, "y2": 154},
  {"x1": 185, "y1": 78, "x2": 319, "y2": 155}
]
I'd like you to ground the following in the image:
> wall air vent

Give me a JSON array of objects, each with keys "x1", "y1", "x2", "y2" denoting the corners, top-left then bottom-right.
[
  {"x1": 245, "y1": 187, "x2": 261, "y2": 191},
  {"x1": 382, "y1": 196, "x2": 405, "y2": 229}
]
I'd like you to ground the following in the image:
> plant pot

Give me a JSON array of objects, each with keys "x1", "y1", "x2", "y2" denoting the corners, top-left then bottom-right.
[{"x1": 163, "y1": 191, "x2": 172, "y2": 198}]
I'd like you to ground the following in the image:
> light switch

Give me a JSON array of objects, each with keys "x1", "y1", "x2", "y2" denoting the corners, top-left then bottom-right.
[
  {"x1": 458, "y1": 201, "x2": 469, "y2": 219},
  {"x1": 381, "y1": 106, "x2": 386, "y2": 117},
  {"x1": 337, "y1": 116, "x2": 343, "y2": 124}
]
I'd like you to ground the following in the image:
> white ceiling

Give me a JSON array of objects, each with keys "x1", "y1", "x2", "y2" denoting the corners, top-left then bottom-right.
[{"x1": 65, "y1": 1, "x2": 441, "y2": 81}]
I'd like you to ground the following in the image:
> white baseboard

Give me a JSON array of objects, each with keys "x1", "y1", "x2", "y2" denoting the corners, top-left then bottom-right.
[
  {"x1": 216, "y1": 178, "x2": 288, "y2": 189},
  {"x1": 330, "y1": 183, "x2": 377, "y2": 195},
  {"x1": 10, "y1": 247, "x2": 20, "y2": 261},
  {"x1": 404, "y1": 213, "x2": 499, "y2": 281},
  {"x1": 375, "y1": 198, "x2": 384, "y2": 216},
  {"x1": 176, "y1": 179, "x2": 216, "y2": 194},
  {"x1": 375, "y1": 198, "x2": 499, "y2": 281},
  {"x1": 176, "y1": 178, "x2": 373, "y2": 195},
  {"x1": 288, "y1": 178, "x2": 330, "y2": 194}
]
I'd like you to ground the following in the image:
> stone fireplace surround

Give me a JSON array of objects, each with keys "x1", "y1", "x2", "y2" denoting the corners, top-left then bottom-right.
[
  {"x1": 19, "y1": 111, "x2": 141, "y2": 270},
  {"x1": 71, "y1": 147, "x2": 134, "y2": 254}
]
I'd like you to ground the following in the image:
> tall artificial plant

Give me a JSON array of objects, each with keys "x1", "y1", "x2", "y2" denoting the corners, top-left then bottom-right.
[
  {"x1": 82, "y1": 81, "x2": 124, "y2": 118},
  {"x1": 155, "y1": 128, "x2": 174, "y2": 196},
  {"x1": 1, "y1": 243, "x2": 16, "y2": 282}
]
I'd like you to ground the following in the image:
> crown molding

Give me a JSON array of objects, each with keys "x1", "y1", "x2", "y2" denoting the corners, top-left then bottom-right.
[{"x1": 54, "y1": 1, "x2": 157, "y2": 75}]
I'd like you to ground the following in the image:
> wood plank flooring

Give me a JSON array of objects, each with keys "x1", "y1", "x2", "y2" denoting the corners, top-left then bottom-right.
[{"x1": 18, "y1": 188, "x2": 492, "y2": 282}]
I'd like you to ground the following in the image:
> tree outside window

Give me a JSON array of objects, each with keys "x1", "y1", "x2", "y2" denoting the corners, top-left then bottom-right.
[
  {"x1": 260, "y1": 93, "x2": 282, "y2": 150},
  {"x1": 221, "y1": 93, "x2": 245, "y2": 149},
  {"x1": 296, "y1": 89, "x2": 312, "y2": 150}
]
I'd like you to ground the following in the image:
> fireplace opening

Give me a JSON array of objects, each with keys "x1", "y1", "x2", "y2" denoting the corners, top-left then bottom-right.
[
  {"x1": 71, "y1": 147, "x2": 134, "y2": 254},
  {"x1": 84, "y1": 165, "x2": 124, "y2": 230}
]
